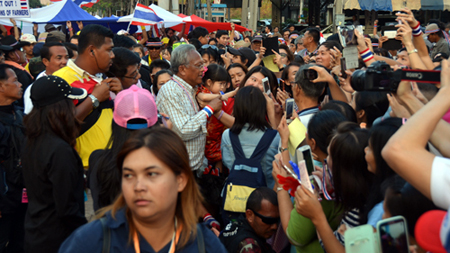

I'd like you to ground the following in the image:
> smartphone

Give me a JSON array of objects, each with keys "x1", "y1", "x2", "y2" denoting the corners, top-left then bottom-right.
[
  {"x1": 345, "y1": 224, "x2": 380, "y2": 253},
  {"x1": 298, "y1": 160, "x2": 314, "y2": 193},
  {"x1": 337, "y1": 26, "x2": 347, "y2": 48},
  {"x1": 356, "y1": 25, "x2": 364, "y2": 35},
  {"x1": 262, "y1": 77, "x2": 271, "y2": 95},
  {"x1": 377, "y1": 216, "x2": 410, "y2": 253},
  {"x1": 342, "y1": 28, "x2": 357, "y2": 46},
  {"x1": 296, "y1": 145, "x2": 315, "y2": 175},
  {"x1": 340, "y1": 58, "x2": 348, "y2": 78},
  {"x1": 384, "y1": 30, "x2": 397, "y2": 39},
  {"x1": 303, "y1": 69, "x2": 318, "y2": 81},
  {"x1": 285, "y1": 98, "x2": 294, "y2": 123}
]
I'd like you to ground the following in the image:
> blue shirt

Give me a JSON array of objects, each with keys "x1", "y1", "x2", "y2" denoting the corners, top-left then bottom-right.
[
  {"x1": 221, "y1": 125, "x2": 280, "y2": 189},
  {"x1": 59, "y1": 208, "x2": 227, "y2": 253}
]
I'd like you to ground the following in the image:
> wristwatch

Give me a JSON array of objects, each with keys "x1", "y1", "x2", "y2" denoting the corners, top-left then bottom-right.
[
  {"x1": 89, "y1": 94, "x2": 99, "y2": 109},
  {"x1": 279, "y1": 147, "x2": 288, "y2": 153},
  {"x1": 408, "y1": 49, "x2": 418, "y2": 55}
]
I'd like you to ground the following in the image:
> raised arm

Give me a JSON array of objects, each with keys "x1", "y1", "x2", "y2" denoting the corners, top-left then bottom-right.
[
  {"x1": 396, "y1": 8, "x2": 435, "y2": 70},
  {"x1": 139, "y1": 26, "x2": 148, "y2": 46},
  {"x1": 382, "y1": 61, "x2": 450, "y2": 204},
  {"x1": 396, "y1": 18, "x2": 427, "y2": 70}
]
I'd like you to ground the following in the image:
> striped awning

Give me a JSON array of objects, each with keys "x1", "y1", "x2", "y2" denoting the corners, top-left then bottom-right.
[{"x1": 344, "y1": 0, "x2": 450, "y2": 11}]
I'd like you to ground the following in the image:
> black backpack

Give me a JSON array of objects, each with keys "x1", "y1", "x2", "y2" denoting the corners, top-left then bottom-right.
[{"x1": 222, "y1": 130, "x2": 277, "y2": 222}]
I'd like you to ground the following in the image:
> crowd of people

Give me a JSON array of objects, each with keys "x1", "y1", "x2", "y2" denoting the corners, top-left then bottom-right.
[{"x1": 0, "y1": 7, "x2": 449, "y2": 253}]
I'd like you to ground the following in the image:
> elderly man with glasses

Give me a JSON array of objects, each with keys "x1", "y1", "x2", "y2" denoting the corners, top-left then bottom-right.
[{"x1": 156, "y1": 44, "x2": 222, "y2": 174}]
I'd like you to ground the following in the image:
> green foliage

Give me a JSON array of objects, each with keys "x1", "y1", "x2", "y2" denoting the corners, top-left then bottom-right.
[{"x1": 29, "y1": 0, "x2": 42, "y2": 8}]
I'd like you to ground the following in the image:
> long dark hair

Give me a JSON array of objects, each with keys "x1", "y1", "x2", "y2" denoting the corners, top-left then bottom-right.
[
  {"x1": 230, "y1": 86, "x2": 271, "y2": 134},
  {"x1": 330, "y1": 122, "x2": 372, "y2": 212},
  {"x1": 307, "y1": 110, "x2": 347, "y2": 154},
  {"x1": 354, "y1": 91, "x2": 389, "y2": 128},
  {"x1": 24, "y1": 99, "x2": 80, "y2": 147},
  {"x1": 360, "y1": 118, "x2": 402, "y2": 224}
]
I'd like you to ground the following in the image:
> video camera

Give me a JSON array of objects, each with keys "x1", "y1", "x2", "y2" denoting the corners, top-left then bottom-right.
[{"x1": 350, "y1": 61, "x2": 440, "y2": 92}]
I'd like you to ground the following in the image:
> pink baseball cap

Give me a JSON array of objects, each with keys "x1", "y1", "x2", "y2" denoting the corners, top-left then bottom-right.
[{"x1": 114, "y1": 85, "x2": 158, "y2": 129}]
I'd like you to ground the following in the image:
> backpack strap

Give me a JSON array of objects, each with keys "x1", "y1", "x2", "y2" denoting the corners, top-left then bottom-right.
[
  {"x1": 249, "y1": 130, "x2": 278, "y2": 161},
  {"x1": 196, "y1": 224, "x2": 205, "y2": 253},
  {"x1": 229, "y1": 131, "x2": 246, "y2": 160},
  {"x1": 100, "y1": 217, "x2": 111, "y2": 253}
]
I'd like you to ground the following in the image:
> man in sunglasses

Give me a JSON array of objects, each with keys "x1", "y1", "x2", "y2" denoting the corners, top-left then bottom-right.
[
  {"x1": 220, "y1": 187, "x2": 279, "y2": 253},
  {"x1": 143, "y1": 37, "x2": 165, "y2": 66}
]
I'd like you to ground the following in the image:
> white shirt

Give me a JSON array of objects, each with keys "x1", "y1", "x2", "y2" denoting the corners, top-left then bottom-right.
[
  {"x1": 24, "y1": 71, "x2": 47, "y2": 114},
  {"x1": 431, "y1": 156, "x2": 450, "y2": 209}
]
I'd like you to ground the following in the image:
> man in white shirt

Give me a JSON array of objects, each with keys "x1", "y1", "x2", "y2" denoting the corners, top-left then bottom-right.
[{"x1": 24, "y1": 42, "x2": 69, "y2": 114}]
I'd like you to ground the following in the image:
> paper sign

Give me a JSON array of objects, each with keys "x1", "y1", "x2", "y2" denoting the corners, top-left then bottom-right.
[
  {"x1": 0, "y1": 0, "x2": 31, "y2": 18},
  {"x1": 287, "y1": 118, "x2": 307, "y2": 157},
  {"x1": 343, "y1": 46, "x2": 359, "y2": 69},
  {"x1": 263, "y1": 55, "x2": 280, "y2": 73}
]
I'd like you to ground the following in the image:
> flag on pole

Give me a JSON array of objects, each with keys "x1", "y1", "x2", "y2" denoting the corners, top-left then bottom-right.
[
  {"x1": 130, "y1": 3, "x2": 164, "y2": 26},
  {"x1": 72, "y1": 0, "x2": 100, "y2": 8}
]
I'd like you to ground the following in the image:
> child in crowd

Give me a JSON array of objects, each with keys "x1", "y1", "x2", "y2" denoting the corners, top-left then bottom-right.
[{"x1": 196, "y1": 64, "x2": 237, "y2": 174}]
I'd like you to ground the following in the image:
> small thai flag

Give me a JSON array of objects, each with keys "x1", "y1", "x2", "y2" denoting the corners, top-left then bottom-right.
[
  {"x1": 20, "y1": 0, "x2": 27, "y2": 9},
  {"x1": 73, "y1": 0, "x2": 99, "y2": 8},
  {"x1": 130, "y1": 3, "x2": 163, "y2": 26}
]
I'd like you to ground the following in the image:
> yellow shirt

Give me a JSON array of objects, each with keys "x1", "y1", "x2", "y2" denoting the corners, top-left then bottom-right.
[{"x1": 53, "y1": 59, "x2": 113, "y2": 168}]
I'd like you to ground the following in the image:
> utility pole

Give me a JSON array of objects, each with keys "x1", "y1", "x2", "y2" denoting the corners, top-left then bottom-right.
[
  {"x1": 248, "y1": 0, "x2": 258, "y2": 31},
  {"x1": 272, "y1": 0, "x2": 281, "y2": 30},
  {"x1": 207, "y1": 0, "x2": 212, "y2": 21},
  {"x1": 188, "y1": 0, "x2": 195, "y2": 15},
  {"x1": 241, "y1": 0, "x2": 249, "y2": 29},
  {"x1": 333, "y1": 0, "x2": 344, "y2": 32}
]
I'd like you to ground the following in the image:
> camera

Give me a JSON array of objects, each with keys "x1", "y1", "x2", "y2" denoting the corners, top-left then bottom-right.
[{"x1": 351, "y1": 61, "x2": 440, "y2": 92}]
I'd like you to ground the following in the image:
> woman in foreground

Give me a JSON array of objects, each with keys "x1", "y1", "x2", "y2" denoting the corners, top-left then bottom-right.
[{"x1": 60, "y1": 128, "x2": 227, "y2": 253}]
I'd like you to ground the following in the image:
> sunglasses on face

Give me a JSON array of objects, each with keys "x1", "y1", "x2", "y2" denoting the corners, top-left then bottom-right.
[
  {"x1": 148, "y1": 47, "x2": 161, "y2": 50},
  {"x1": 251, "y1": 209, "x2": 280, "y2": 225}
]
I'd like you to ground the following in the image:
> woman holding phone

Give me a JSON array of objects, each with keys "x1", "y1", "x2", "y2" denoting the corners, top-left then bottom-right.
[{"x1": 60, "y1": 128, "x2": 227, "y2": 252}]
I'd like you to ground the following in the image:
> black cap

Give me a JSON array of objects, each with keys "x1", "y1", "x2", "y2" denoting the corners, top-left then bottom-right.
[
  {"x1": 0, "y1": 35, "x2": 26, "y2": 51},
  {"x1": 31, "y1": 75, "x2": 88, "y2": 108},
  {"x1": 228, "y1": 47, "x2": 256, "y2": 67}
]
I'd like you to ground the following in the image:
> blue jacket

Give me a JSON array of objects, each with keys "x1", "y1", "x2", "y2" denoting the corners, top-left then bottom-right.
[
  {"x1": 221, "y1": 125, "x2": 280, "y2": 189},
  {"x1": 59, "y1": 208, "x2": 227, "y2": 253}
]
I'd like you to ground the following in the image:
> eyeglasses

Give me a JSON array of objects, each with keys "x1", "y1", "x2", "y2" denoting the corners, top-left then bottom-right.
[
  {"x1": 148, "y1": 47, "x2": 161, "y2": 50},
  {"x1": 251, "y1": 209, "x2": 280, "y2": 225},
  {"x1": 123, "y1": 70, "x2": 139, "y2": 79},
  {"x1": 201, "y1": 44, "x2": 218, "y2": 51},
  {"x1": 188, "y1": 63, "x2": 204, "y2": 70}
]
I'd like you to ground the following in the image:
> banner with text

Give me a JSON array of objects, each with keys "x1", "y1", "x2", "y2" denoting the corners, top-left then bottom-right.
[{"x1": 0, "y1": 0, "x2": 31, "y2": 18}]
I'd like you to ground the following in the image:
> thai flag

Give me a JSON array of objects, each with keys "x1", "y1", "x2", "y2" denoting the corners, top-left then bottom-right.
[
  {"x1": 20, "y1": 0, "x2": 27, "y2": 9},
  {"x1": 130, "y1": 3, "x2": 163, "y2": 26},
  {"x1": 150, "y1": 25, "x2": 161, "y2": 38},
  {"x1": 72, "y1": 0, "x2": 99, "y2": 8}
]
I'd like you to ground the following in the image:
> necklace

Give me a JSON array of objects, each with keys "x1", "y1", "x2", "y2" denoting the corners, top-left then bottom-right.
[{"x1": 133, "y1": 217, "x2": 180, "y2": 253}]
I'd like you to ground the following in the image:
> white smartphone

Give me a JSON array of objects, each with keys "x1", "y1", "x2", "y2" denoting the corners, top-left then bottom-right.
[
  {"x1": 345, "y1": 224, "x2": 380, "y2": 253},
  {"x1": 384, "y1": 30, "x2": 397, "y2": 39},
  {"x1": 285, "y1": 98, "x2": 295, "y2": 124},
  {"x1": 262, "y1": 77, "x2": 271, "y2": 95},
  {"x1": 377, "y1": 216, "x2": 410, "y2": 253},
  {"x1": 356, "y1": 25, "x2": 364, "y2": 35},
  {"x1": 296, "y1": 145, "x2": 315, "y2": 175},
  {"x1": 298, "y1": 160, "x2": 313, "y2": 193}
]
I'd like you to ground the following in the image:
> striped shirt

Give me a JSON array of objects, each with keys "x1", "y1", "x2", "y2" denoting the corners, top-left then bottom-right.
[
  {"x1": 320, "y1": 208, "x2": 360, "y2": 250},
  {"x1": 156, "y1": 75, "x2": 208, "y2": 171}
]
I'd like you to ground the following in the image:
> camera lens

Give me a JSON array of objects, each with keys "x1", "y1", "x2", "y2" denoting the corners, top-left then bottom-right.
[{"x1": 350, "y1": 69, "x2": 366, "y2": 91}]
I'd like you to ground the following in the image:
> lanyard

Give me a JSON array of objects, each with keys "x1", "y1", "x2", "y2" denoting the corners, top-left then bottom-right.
[
  {"x1": 172, "y1": 78, "x2": 199, "y2": 112},
  {"x1": 322, "y1": 159, "x2": 335, "y2": 201},
  {"x1": 133, "y1": 218, "x2": 181, "y2": 253}
]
